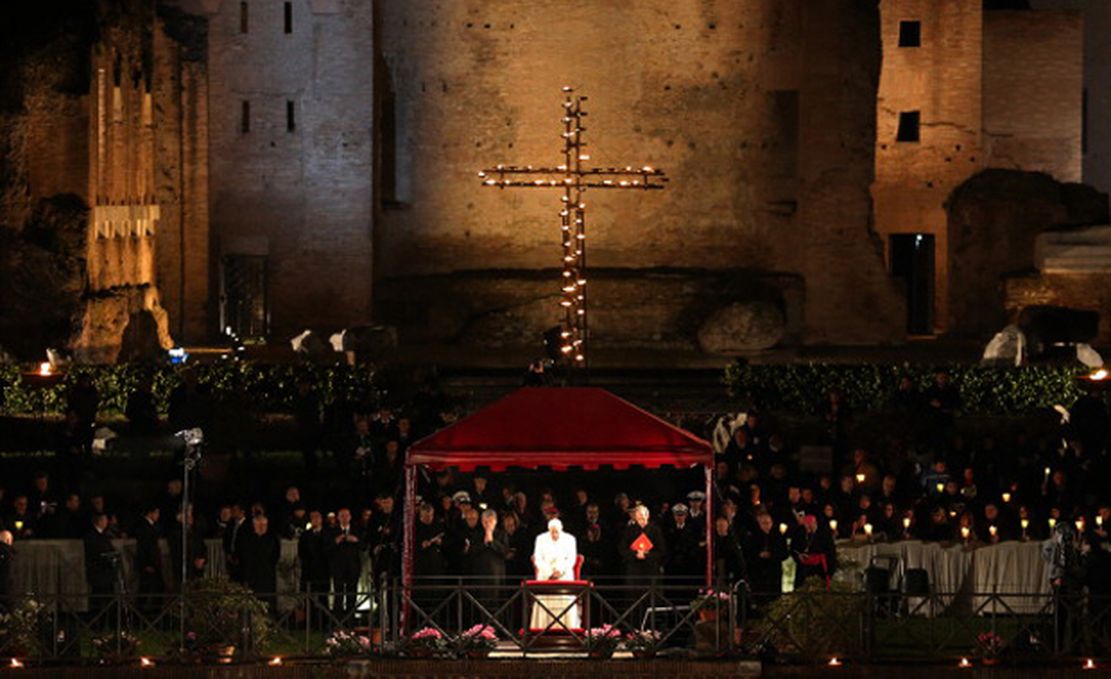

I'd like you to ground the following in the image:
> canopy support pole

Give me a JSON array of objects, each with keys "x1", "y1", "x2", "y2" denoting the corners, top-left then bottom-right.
[
  {"x1": 401, "y1": 464, "x2": 416, "y2": 632},
  {"x1": 705, "y1": 463, "x2": 714, "y2": 589}
]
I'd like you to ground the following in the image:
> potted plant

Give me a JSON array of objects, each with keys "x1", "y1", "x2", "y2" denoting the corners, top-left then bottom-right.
[
  {"x1": 324, "y1": 629, "x2": 371, "y2": 658},
  {"x1": 91, "y1": 630, "x2": 140, "y2": 665},
  {"x1": 977, "y1": 632, "x2": 1005, "y2": 665},
  {"x1": 407, "y1": 627, "x2": 447, "y2": 658},
  {"x1": 624, "y1": 629, "x2": 661, "y2": 659},
  {"x1": 0, "y1": 598, "x2": 46, "y2": 659},
  {"x1": 458, "y1": 624, "x2": 498, "y2": 658},
  {"x1": 584, "y1": 624, "x2": 622, "y2": 659},
  {"x1": 691, "y1": 589, "x2": 731, "y2": 621}
]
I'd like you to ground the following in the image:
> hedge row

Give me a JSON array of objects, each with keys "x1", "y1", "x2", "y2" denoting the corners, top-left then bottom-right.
[
  {"x1": 0, "y1": 362, "x2": 378, "y2": 416},
  {"x1": 724, "y1": 363, "x2": 1092, "y2": 415}
]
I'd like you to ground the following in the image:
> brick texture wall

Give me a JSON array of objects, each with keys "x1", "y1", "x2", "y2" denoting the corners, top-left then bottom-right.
[
  {"x1": 376, "y1": 0, "x2": 904, "y2": 348},
  {"x1": 983, "y1": 10, "x2": 1082, "y2": 183},
  {"x1": 203, "y1": 0, "x2": 374, "y2": 339}
]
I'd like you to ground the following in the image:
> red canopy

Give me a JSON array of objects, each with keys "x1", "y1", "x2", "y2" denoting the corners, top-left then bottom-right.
[{"x1": 405, "y1": 387, "x2": 713, "y2": 472}]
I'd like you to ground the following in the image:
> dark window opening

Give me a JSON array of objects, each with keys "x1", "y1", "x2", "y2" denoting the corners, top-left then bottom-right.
[
  {"x1": 896, "y1": 111, "x2": 920, "y2": 142},
  {"x1": 890, "y1": 234, "x2": 935, "y2": 335},
  {"x1": 241, "y1": 100, "x2": 250, "y2": 134},
  {"x1": 284, "y1": 2, "x2": 292, "y2": 33},
  {"x1": 221, "y1": 254, "x2": 268, "y2": 338},
  {"x1": 240, "y1": 1, "x2": 249, "y2": 34},
  {"x1": 898, "y1": 20, "x2": 921, "y2": 47},
  {"x1": 286, "y1": 100, "x2": 295, "y2": 132}
]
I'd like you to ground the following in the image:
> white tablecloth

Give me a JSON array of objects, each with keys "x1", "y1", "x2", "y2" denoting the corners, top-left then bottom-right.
[{"x1": 837, "y1": 539, "x2": 1050, "y2": 615}]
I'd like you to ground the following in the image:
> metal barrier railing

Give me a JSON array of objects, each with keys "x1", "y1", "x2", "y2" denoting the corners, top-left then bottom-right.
[{"x1": 3, "y1": 580, "x2": 1111, "y2": 662}]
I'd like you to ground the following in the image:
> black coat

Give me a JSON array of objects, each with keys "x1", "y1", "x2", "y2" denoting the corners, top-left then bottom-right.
[
  {"x1": 620, "y1": 523, "x2": 667, "y2": 578},
  {"x1": 469, "y1": 527, "x2": 510, "y2": 580},
  {"x1": 236, "y1": 530, "x2": 280, "y2": 595},
  {"x1": 298, "y1": 529, "x2": 330, "y2": 586},
  {"x1": 133, "y1": 518, "x2": 162, "y2": 574},
  {"x1": 0, "y1": 542, "x2": 11, "y2": 603},
  {"x1": 665, "y1": 521, "x2": 703, "y2": 577},
  {"x1": 84, "y1": 528, "x2": 118, "y2": 595},
  {"x1": 326, "y1": 524, "x2": 365, "y2": 582},
  {"x1": 414, "y1": 520, "x2": 447, "y2": 577},
  {"x1": 742, "y1": 529, "x2": 787, "y2": 594}
]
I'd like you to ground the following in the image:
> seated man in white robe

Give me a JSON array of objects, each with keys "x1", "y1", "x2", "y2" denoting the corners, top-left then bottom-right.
[{"x1": 529, "y1": 518, "x2": 582, "y2": 631}]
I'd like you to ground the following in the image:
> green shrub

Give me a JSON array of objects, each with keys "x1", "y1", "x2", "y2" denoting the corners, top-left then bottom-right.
[
  {"x1": 0, "y1": 362, "x2": 377, "y2": 417},
  {"x1": 756, "y1": 577, "x2": 866, "y2": 662},
  {"x1": 724, "y1": 363, "x2": 1088, "y2": 415}
]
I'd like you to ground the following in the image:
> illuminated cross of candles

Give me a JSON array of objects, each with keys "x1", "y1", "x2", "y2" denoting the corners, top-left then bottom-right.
[{"x1": 479, "y1": 88, "x2": 669, "y2": 373}]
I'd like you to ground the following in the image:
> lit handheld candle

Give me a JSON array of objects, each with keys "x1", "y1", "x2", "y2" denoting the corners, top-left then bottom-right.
[
  {"x1": 989, "y1": 525, "x2": 998, "y2": 538},
  {"x1": 829, "y1": 519, "x2": 838, "y2": 534},
  {"x1": 1044, "y1": 466, "x2": 1052, "y2": 480},
  {"x1": 1076, "y1": 518, "x2": 1086, "y2": 533},
  {"x1": 1049, "y1": 517, "x2": 1057, "y2": 530},
  {"x1": 959, "y1": 657, "x2": 972, "y2": 668},
  {"x1": 960, "y1": 526, "x2": 971, "y2": 540},
  {"x1": 1001, "y1": 492, "x2": 1011, "y2": 503},
  {"x1": 903, "y1": 516, "x2": 911, "y2": 530},
  {"x1": 936, "y1": 482, "x2": 945, "y2": 494},
  {"x1": 863, "y1": 523, "x2": 873, "y2": 537},
  {"x1": 1098, "y1": 516, "x2": 1105, "y2": 528},
  {"x1": 855, "y1": 473, "x2": 865, "y2": 484},
  {"x1": 779, "y1": 523, "x2": 788, "y2": 535}
]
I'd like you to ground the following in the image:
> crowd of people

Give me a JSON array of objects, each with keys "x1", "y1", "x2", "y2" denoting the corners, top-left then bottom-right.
[{"x1": 1, "y1": 369, "x2": 1110, "y2": 620}]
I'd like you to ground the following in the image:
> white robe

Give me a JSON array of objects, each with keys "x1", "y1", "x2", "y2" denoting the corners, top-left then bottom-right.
[{"x1": 529, "y1": 532, "x2": 582, "y2": 630}]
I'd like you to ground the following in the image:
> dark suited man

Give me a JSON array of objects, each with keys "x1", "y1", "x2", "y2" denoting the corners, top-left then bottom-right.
[
  {"x1": 84, "y1": 514, "x2": 118, "y2": 622},
  {"x1": 742, "y1": 512, "x2": 788, "y2": 607},
  {"x1": 169, "y1": 505, "x2": 208, "y2": 589},
  {"x1": 223, "y1": 504, "x2": 248, "y2": 582},
  {"x1": 237, "y1": 514, "x2": 280, "y2": 613},
  {"x1": 134, "y1": 505, "x2": 164, "y2": 614},
  {"x1": 621, "y1": 505, "x2": 667, "y2": 581},
  {"x1": 468, "y1": 509, "x2": 509, "y2": 623},
  {"x1": 327, "y1": 508, "x2": 364, "y2": 625},
  {"x1": 620, "y1": 505, "x2": 666, "y2": 617},
  {"x1": 298, "y1": 510, "x2": 330, "y2": 624},
  {"x1": 0, "y1": 531, "x2": 13, "y2": 613},
  {"x1": 370, "y1": 494, "x2": 402, "y2": 589}
]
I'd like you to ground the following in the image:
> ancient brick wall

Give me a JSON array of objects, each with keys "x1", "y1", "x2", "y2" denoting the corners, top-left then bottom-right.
[
  {"x1": 983, "y1": 10, "x2": 1082, "y2": 183},
  {"x1": 375, "y1": 0, "x2": 904, "y2": 352},
  {"x1": 202, "y1": 0, "x2": 374, "y2": 339},
  {"x1": 872, "y1": 0, "x2": 984, "y2": 334}
]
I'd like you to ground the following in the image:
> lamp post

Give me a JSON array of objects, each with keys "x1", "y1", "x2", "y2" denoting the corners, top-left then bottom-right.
[{"x1": 175, "y1": 428, "x2": 203, "y2": 654}]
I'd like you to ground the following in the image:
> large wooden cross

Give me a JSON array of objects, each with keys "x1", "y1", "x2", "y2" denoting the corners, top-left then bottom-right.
[{"x1": 479, "y1": 87, "x2": 668, "y2": 372}]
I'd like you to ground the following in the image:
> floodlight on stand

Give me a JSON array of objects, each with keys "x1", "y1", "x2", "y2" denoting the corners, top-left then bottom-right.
[{"x1": 175, "y1": 428, "x2": 204, "y2": 448}]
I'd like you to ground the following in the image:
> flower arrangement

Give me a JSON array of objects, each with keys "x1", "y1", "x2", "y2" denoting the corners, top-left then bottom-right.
[
  {"x1": 407, "y1": 627, "x2": 447, "y2": 656},
  {"x1": 692, "y1": 589, "x2": 732, "y2": 612},
  {"x1": 584, "y1": 624, "x2": 622, "y2": 657},
  {"x1": 458, "y1": 624, "x2": 498, "y2": 651},
  {"x1": 0, "y1": 598, "x2": 46, "y2": 657},
  {"x1": 324, "y1": 629, "x2": 371, "y2": 657},
  {"x1": 91, "y1": 630, "x2": 140, "y2": 663},
  {"x1": 624, "y1": 629, "x2": 662, "y2": 656},
  {"x1": 977, "y1": 631, "x2": 1005, "y2": 660}
]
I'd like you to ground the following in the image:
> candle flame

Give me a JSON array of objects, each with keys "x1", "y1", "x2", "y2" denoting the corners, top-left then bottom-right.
[
  {"x1": 828, "y1": 657, "x2": 842, "y2": 666},
  {"x1": 140, "y1": 657, "x2": 154, "y2": 667},
  {"x1": 10, "y1": 658, "x2": 24, "y2": 668},
  {"x1": 959, "y1": 657, "x2": 972, "y2": 668},
  {"x1": 38, "y1": 362, "x2": 51, "y2": 376},
  {"x1": 268, "y1": 657, "x2": 283, "y2": 666}
]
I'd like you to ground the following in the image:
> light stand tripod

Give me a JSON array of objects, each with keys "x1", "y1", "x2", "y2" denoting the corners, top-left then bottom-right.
[{"x1": 175, "y1": 428, "x2": 204, "y2": 655}]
